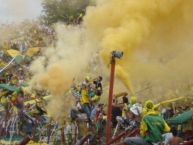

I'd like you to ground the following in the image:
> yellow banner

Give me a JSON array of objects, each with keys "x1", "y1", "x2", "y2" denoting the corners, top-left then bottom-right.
[
  {"x1": 154, "y1": 96, "x2": 190, "y2": 108},
  {"x1": 0, "y1": 96, "x2": 51, "y2": 112},
  {"x1": 24, "y1": 95, "x2": 51, "y2": 105}
]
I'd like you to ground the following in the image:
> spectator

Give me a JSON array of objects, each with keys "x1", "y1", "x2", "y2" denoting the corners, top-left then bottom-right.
[
  {"x1": 115, "y1": 100, "x2": 170, "y2": 145},
  {"x1": 112, "y1": 99, "x2": 122, "y2": 128},
  {"x1": 80, "y1": 83, "x2": 91, "y2": 119},
  {"x1": 93, "y1": 76, "x2": 103, "y2": 96}
]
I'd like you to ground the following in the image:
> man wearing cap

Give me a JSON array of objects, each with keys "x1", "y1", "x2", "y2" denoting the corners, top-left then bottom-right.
[
  {"x1": 127, "y1": 103, "x2": 142, "y2": 128},
  {"x1": 116, "y1": 100, "x2": 170, "y2": 145}
]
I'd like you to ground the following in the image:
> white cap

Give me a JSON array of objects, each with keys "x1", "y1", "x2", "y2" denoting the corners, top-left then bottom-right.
[{"x1": 130, "y1": 103, "x2": 142, "y2": 116}]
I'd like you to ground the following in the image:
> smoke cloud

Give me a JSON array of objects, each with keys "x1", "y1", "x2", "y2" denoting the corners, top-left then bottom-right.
[
  {"x1": 31, "y1": 0, "x2": 193, "y2": 120},
  {"x1": 84, "y1": 0, "x2": 193, "y2": 101},
  {"x1": 30, "y1": 24, "x2": 97, "y2": 121}
]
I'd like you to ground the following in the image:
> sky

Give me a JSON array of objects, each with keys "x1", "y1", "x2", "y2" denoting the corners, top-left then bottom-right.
[{"x1": 0, "y1": 0, "x2": 42, "y2": 23}]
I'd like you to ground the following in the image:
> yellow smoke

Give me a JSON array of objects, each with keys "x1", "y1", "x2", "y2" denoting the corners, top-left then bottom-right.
[
  {"x1": 30, "y1": 0, "x2": 193, "y2": 121},
  {"x1": 84, "y1": 0, "x2": 193, "y2": 100},
  {"x1": 116, "y1": 65, "x2": 134, "y2": 95},
  {"x1": 30, "y1": 24, "x2": 96, "y2": 121}
]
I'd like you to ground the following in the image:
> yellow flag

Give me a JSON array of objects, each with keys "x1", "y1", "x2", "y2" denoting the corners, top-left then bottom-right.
[
  {"x1": 26, "y1": 47, "x2": 40, "y2": 57},
  {"x1": 7, "y1": 49, "x2": 20, "y2": 57}
]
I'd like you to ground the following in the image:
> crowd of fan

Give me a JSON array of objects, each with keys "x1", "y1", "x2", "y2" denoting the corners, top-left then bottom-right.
[
  {"x1": 68, "y1": 75, "x2": 193, "y2": 145},
  {"x1": 0, "y1": 66, "x2": 193, "y2": 144},
  {"x1": 0, "y1": 27, "x2": 192, "y2": 143}
]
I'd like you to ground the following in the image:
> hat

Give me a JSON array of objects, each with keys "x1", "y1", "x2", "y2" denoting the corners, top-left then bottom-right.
[
  {"x1": 130, "y1": 96, "x2": 137, "y2": 105},
  {"x1": 130, "y1": 103, "x2": 142, "y2": 116},
  {"x1": 144, "y1": 100, "x2": 154, "y2": 110}
]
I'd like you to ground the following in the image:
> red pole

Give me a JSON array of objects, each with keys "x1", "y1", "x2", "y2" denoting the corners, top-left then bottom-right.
[{"x1": 105, "y1": 57, "x2": 116, "y2": 145}]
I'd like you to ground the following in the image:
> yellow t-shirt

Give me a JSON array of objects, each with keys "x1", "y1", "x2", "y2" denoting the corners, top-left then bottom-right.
[{"x1": 80, "y1": 89, "x2": 89, "y2": 104}]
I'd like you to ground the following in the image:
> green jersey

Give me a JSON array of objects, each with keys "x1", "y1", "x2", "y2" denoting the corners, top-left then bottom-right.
[{"x1": 142, "y1": 113, "x2": 170, "y2": 142}]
